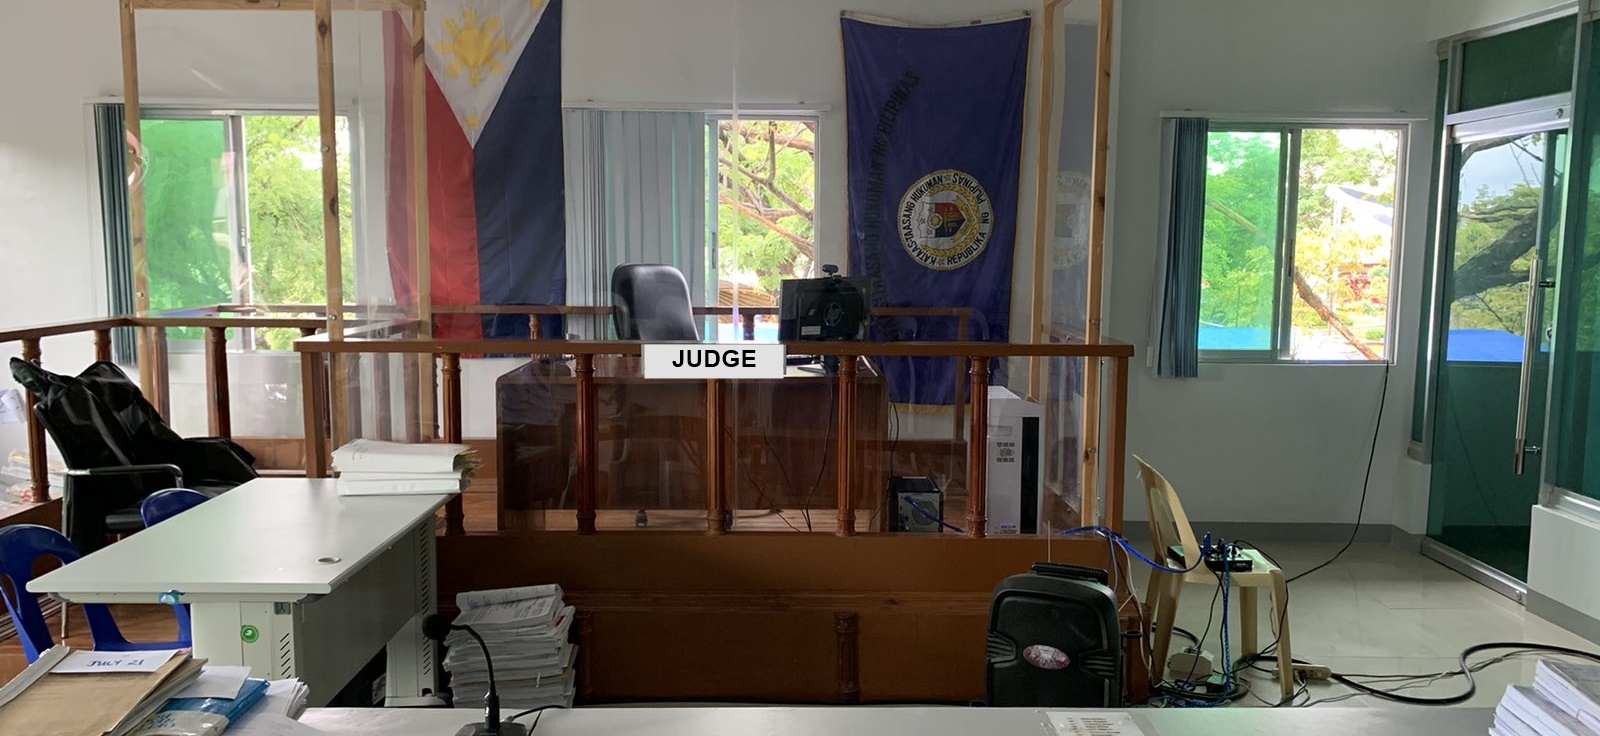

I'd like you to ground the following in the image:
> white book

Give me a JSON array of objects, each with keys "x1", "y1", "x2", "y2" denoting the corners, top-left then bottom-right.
[
  {"x1": 337, "y1": 477, "x2": 463, "y2": 496},
  {"x1": 1492, "y1": 707, "x2": 1540, "y2": 736},
  {"x1": 332, "y1": 438, "x2": 475, "y2": 474},
  {"x1": 1503, "y1": 685, "x2": 1590, "y2": 736},
  {"x1": 336, "y1": 470, "x2": 464, "y2": 481},
  {"x1": 457, "y1": 584, "x2": 564, "y2": 611},
  {"x1": 1537, "y1": 661, "x2": 1600, "y2": 721}
]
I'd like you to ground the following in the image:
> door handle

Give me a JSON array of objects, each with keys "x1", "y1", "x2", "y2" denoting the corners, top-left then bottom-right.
[{"x1": 1513, "y1": 258, "x2": 1547, "y2": 476}]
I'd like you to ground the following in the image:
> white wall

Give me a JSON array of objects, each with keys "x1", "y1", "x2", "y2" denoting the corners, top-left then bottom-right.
[
  {"x1": 1107, "y1": 0, "x2": 1438, "y2": 530},
  {"x1": 1427, "y1": 0, "x2": 1573, "y2": 40}
]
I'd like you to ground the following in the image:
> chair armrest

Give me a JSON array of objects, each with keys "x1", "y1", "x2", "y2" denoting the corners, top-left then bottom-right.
[{"x1": 65, "y1": 464, "x2": 184, "y2": 486}]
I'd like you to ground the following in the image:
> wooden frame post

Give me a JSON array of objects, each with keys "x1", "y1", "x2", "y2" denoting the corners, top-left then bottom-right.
[
  {"x1": 301, "y1": 351, "x2": 330, "y2": 478},
  {"x1": 204, "y1": 326, "x2": 231, "y2": 438},
  {"x1": 1079, "y1": 0, "x2": 1115, "y2": 526},
  {"x1": 410, "y1": 6, "x2": 437, "y2": 441},
  {"x1": 1029, "y1": 0, "x2": 1067, "y2": 401},
  {"x1": 119, "y1": 0, "x2": 155, "y2": 398},
  {"x1": 441, "y1": 353, "x2": 464, "y2": 535}
]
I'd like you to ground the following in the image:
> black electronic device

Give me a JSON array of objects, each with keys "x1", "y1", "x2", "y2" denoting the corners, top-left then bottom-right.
[
  {"x1": 1204, "y1": 544, "x2": 1254, "y2": 573},
  {"x1": 423, "y1": 613, "x2": 529, "y2": 736},
  {"x1": 886, "y1": 476, "x2": 944, "y2": 533},
  {"x1": 778, "y1": 264, "x2": 870, "y2": 343},
  {"x1": 987, "y1": 562, "x2": 1122, "y2": 707}
]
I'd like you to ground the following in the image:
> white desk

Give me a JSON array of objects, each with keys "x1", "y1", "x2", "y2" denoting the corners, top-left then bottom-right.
[
  {"x1": 28, "y1": 478, "x2": 450, "y2": 707},
  {"x1": 299, "y1": 706, "x2": 1494, "y2": 736}
]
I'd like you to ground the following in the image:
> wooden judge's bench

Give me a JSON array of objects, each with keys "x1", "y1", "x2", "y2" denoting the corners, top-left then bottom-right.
[{"x1": 495, "y1": 356, "x2": 891, "y2": 532}]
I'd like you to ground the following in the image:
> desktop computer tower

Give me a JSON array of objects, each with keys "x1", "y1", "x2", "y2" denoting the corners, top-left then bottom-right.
[{"x1": 986, "y1": 386, "x2": 1044, "y2": 535}]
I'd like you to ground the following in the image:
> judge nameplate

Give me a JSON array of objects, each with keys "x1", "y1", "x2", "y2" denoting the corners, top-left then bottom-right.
[{"x1": 642, "y1": 343, "x2": 787, "y2": 380}]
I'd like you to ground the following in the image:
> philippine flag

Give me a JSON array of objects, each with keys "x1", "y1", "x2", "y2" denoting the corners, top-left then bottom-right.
[{"x1": 385, "y1": 0, "x2": 565, "y2": 340}]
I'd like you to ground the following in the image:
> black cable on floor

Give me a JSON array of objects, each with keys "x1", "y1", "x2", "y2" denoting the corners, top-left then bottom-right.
[
  {"x1": 1328, "y1": 642, "x2": 1600, "y2": 706},
  {"x1": 1287, "y1": 365, "x2": 1390, "y2": 584}
]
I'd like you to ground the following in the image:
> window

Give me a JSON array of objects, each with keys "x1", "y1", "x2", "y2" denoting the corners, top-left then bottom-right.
[
  {"x1": 710, "y1": 117, "x2": 817, "y2": 340},
  {"x1": 1199, "y1": 125, "x2": 1403, "y2": 361},
  {"x1": 102, "y1": 109, "x2": 353, "y2": 351}
]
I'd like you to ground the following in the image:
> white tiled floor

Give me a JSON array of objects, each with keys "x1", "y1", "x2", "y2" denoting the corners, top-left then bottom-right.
[{"x1": 1124, "y1": 541, "x2": 1598, "y2": 708}]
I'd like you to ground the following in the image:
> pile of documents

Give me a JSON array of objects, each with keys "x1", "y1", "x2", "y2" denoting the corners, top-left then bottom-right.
[
  {"x1": 444, "y1": 585, "x2": 577, "y2": 710},
  {"x1": 333, "y1": 438, "x2": 479, "y2": 496},
  {"x1": 0, "y1": 649, "x2": 311, "y2": 736},
  {"x1": 1492, "y1": 660, "x2": 1600, "y2": 736}
]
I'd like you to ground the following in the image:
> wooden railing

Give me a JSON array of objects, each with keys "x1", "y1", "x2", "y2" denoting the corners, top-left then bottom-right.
[
  {"x1": 0, "y1": 311, "x2": 330, "y2": 503},
  {"x1": 293, "y1": 334, "x2": 1134, "y2": 539}
]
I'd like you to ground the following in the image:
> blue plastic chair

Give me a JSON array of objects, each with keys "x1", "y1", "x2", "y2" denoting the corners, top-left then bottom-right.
[
  {"x1": 0, "y1": 524, "x2": 191, "y2": 662},
  {"x1": 140, "y1": 488, "x2": 209, "y2": 527}
]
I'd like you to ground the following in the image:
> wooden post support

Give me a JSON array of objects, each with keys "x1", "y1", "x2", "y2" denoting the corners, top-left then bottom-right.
[
  {"x1": 835, "y1": 358, "x2": 857, "y2": 536},
  {"x1": 403, "y1": 351, "x2": 422, "y2": 444},
  {"x1": 410, "y1": 6, "x2": 436, "y2": 443},
  {"x1": 204, "y1": 326, "x2": 231, "y2": 438},
  {"x1": 20, "y1": 339, "x2": 48, "y2": 503},
  {"x1": 1105, "y1": 356, "x2": 1130, "y2": 533},
  {"x1": 952, "y1": 315, "x2": 969, "y2": 442},
  {"x1": 1029, "y1": 0, "x2": 1067, "y2": 401},
  {"x1": 441, "y1": 353, "x2": 465, "y2": 536},
  {"x1": 120, "y1": 0, "x2": 153, "y2": 395},
  {"x1": 1080, "y1": 0, "x2": 1115, "y2": 518},
  {"x1": 93, "y1": 329, "x2": 112, "y2": 362},
  {"x1": 705, "y1": 379, "x2": 726, "y2": 535},
  {"x1": 300, "y1": 352, "x2": 330, "y2": 478},
  {"x1": 313, "y1": 0, "x2": 344, "y2": 340},
  {"x1": 575, "y1": 354, "x2": 598, "y2": 535},
  {"x1": 834, "y1": 612, "x2": 861, "y2": 703},
  {"x1": 965, "y1": 357, "x2": 990, "y2": 538}
]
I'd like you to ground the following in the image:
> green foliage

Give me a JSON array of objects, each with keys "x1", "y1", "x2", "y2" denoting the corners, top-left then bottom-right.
[
  {"x1": 1199, "y1": 131, "x2": 1280, "y2": 340},
  {"x1": 142, "y1": 119, "x2": 232, "y2": 340},
  {"x1": 716, "y1": 120, "x2": 815, "y2": 301},
  {"x1": 244, "y1": 115, "x2": 353, "y2": 350}
]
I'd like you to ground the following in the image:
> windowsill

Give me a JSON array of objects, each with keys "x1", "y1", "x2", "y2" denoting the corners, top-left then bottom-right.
[{"x1": 1198, "y1": 357, "x2": 1393, "y2": 367}]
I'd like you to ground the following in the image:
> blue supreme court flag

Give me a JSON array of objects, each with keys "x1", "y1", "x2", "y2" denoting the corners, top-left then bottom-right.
[{"x1": 842, "y1": 14, "x2": 1030, "y2": 405}]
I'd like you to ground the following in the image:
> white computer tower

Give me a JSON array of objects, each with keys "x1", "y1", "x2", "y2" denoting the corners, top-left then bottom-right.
[{"x1": 986, "y1": 386, "x2": 1045, "y2": 535}]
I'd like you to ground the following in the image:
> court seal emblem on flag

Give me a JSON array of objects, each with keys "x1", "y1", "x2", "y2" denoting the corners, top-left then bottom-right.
[{"x1": 898, "y1": 168, "x2": 994, "y2": 270}]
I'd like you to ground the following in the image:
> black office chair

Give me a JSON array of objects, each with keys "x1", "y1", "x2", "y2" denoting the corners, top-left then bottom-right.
[
  {"x1": 611, "y1": 263, "x2": 700, "y2": 341},
  {"x1": 8, "y1": 359, "x2": 257, "y2": 553}
]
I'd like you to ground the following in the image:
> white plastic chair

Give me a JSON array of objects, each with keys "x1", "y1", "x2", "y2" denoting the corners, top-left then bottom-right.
[{"x1": 1134, "y1": 455, "x2": 1294, "y2": 703}]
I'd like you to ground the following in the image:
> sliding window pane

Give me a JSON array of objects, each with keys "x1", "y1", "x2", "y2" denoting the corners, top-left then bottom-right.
[
  {"x1": 1457, "y1": 17, "x2": 1576, "y2": 113},
  {"x1": 1287, "y1": 128, "x2": 1401, "y2": 361},
  {"x1": 142, "y1": 118, "x2": 234, "y2": 330},
  {"x1": 1199, "y1": 131, "x2": 1282, "y2": 352}
]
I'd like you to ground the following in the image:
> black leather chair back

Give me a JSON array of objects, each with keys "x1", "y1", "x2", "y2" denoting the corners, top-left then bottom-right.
[{"x1": 611, "y1": 263, "x2": 700, "y2": 341}]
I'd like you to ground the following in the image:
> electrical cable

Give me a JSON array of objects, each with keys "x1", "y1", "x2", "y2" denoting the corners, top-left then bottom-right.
[
  {"x1": 904, "y1": 495, "x2": 964, "y2": 534},
  {"x1": 1058, "y1": 525, "x2": 1205, "y2": 574},
  {"x1": 1323, "y1": 642, "x2": 1600, "y2": 706},
  {"x1": 1287, "y1": 365, "x2": 1390, "y2": 584},
  {"x1": 508, "y1": 705, "x2": 563, "y2": 724},
  {"x1": 798, "y1": 379, "x2": 837, "y2": 532}
]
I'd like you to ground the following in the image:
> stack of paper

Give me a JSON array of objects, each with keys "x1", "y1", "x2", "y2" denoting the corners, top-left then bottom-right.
[
  {"x1": 444, "y1": 585, "x2": 577, "y2": 710},
  {"x1": 0, "y1": 647, "x2": 205, "y2": 736},
  {"x1": 1493, "y1": 661, "x2": 1600, "y2": 736},
  {"x1": 332, "y1": 438, "x2": 479, "y2": 496}
]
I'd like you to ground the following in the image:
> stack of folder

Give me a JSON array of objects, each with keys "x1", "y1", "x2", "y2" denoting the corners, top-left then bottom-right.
[
  {"x1": 332, "y1": 438, "x2": 480, "y2": 496},
  {"x1": 1493, "y1": 660, "x2": 1600, "y2": 736},
  {"x1": 444, "y1": 585, "x2": 577, "y2": 710},
  {"x1": 0, "y1": 649, "x2": 310, "y2": 736}
]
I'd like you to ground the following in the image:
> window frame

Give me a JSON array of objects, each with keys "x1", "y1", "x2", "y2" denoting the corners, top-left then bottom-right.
[
  {"x1": 703, "y1": 110, "x2": 823, "y2": 304},
  {"x1": 98, "y1": 104, "x2": 356, "y2": 354},
  {"x1": 1198, "y1": 120, "x2": 1410, "y2": 366}
]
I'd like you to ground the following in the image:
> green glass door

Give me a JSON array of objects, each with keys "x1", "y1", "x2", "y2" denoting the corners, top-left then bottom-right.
[{"x1": 1427, "y1": 126, "x2": 1567, "y2": 581}]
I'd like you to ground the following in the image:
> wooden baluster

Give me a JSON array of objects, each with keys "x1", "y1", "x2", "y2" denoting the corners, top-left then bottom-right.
[
  {"x1": 952, "y1": 316, "x2": 968, "y2": 441},
  {"x1": 965, "y1": 357, "x2": 990, "y2": 538},
  {"x1": 300, "y1": 352, "x2": 330, "y2": 478},
  {"x1": 204, "y1": 326, "x2": 232, "y2": 438},
  {"x1": 403, "y1": 352, "x2": 422, "y2": 443},
  {"x1": 835, "y1": 358, "x2": 858, "y2": 536},
  {"x1": 20, "y1": 339, "x2": 48, "y2": 503},
  {"x1": 152, "y1": 327, "x2": 171, "y2": 418},
  {"x1": 705, "y1": 379, "x2": 726, "y2": 534},
  {"x1": 575, "y1": 354, "x2": 598, "y2": 534},
  {"x1": 92, "y1": 329, "x2": 112, "y2": 362},
  {"x1": 835, "y1": 612, "x2": 861, "y2": 703},
  {"x1": 441, "y1": 353, "x2": 464, "y2": 536},
  {"x1": 1105, "y1": 356, "x2": 1130, "y2": 533},
  {"x1": 372, "y1": 349, "x2": 393, "y2": 441},
  {"x1": 528, "y1": 316, "x2": 541, "y2": 340}
]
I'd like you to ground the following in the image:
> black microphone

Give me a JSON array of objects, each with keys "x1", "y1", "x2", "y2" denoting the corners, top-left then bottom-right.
[{"x1": 423, "y1": 613, "x2": 528, "y2": 736}]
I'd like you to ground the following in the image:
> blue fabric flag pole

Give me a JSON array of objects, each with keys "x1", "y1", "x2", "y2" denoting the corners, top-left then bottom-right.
[{"x1": 842, "y1": 14, "x2": 1031, "y2": 405}]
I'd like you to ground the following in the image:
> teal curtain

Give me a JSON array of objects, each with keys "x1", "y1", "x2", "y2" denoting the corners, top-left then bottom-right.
[
  {"x1": 1152, "y1": 118, "x2": 1207, "y2": 377},
  {"x1": 93, "y1": 104, "x2": 136, "y2": 364}
]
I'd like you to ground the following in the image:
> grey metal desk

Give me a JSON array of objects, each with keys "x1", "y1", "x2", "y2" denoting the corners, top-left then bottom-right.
[{"x1": 28, "y1": 478, "x2": 449, "y2": 707}]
